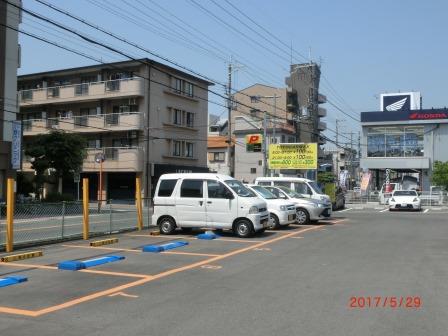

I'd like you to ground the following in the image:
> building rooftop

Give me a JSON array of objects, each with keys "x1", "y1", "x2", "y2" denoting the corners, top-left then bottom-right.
[{"x1": 18, "y1": 58, "x2": 214, "y2": 86}]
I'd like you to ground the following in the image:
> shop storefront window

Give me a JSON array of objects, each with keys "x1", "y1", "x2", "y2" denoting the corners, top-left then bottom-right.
[{"x1": 367, "y1": 126, "x2": 424, "y2": 158}]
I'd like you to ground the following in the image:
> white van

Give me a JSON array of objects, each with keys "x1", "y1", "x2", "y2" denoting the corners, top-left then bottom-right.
[
  {"x1": 254, "y1": 177, "x2": 332, "y2": 217},
  {"x1": 152, "y1": 173, "x2": 270, "y2": 238}
]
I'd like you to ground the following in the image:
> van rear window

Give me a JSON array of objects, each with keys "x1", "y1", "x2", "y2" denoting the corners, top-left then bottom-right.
[{"x1": 158, "y1": 179, "x2": 177, "y2": 197}]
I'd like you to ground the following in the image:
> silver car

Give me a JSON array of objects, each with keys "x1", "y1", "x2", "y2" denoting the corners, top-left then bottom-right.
[{"x1": 264, "y1": 186, "x2": 328, "y2": 224}]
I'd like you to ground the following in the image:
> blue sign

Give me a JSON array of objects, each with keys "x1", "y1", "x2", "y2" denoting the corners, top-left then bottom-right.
[{"x1": 12, "y1": 121, "x2": 22, "y2": 170}]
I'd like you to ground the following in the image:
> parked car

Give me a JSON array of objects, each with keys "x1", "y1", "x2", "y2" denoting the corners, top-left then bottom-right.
[
  {"x1": 389, "y1": 190, "x2": 421, "y2": 211},
  {"x1": 379, "y1": 183, "x2": 401, "y2": 204},
  {"x1": 262, "y1": 185, "x2": 328, "y2": 224},
  {"x1": 152, "y1": 173, "x2": 270, "y2": 238},
  {"x1": 254, "y1": 177, "x2": 332, "y2": 217},
  {"x1": 245, "y1": 185, "x2": 297, "y2": 229}
]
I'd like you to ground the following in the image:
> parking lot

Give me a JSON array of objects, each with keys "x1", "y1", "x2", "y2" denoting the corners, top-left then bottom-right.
[{"x1": 1, "y1": 208, "x2": 448, "y2": 335}]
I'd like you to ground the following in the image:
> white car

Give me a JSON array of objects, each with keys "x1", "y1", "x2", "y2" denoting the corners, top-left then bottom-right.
[
  {"x1": 246, "y1": 185, "x2": 297, "y2": 229},
  {"x1": 263, "y1": 186, "x2": 328, "y2": 225},
  {"x1": 389, "y1": 190, "x2": 421, "y2": 211}
]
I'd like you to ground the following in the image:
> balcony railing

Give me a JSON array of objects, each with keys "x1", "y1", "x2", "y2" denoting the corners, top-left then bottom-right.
[
  {"x1": 21, "y1": 147, "x2": 144, "y2": 172},
  {"x1": 22, "y1": 112, "x2": 142, "y2": 135},
  {"x1": 19, "y1": 77, "x2": 144, "y2": 105},
  {"x1": 84, "y1": 147, "x2": 143, "y2": 172}
]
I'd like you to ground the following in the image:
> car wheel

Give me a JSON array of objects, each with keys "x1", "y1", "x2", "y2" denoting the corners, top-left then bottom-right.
[
  {"x1": 158, "y1": 217, "x2": 176, "y2": 235},
  {"x1": 296, "y1": 208, "x2": 310, "y2": 225},
  {"x1": 234, "y1": 219, "x2": 254, "y2": 238},
  {"x1": 269, "y1": 213, "x2": 280, "y2": 229}
]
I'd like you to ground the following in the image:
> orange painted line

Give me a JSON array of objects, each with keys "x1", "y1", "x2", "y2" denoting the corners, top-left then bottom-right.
[
  {"x1": 0, "y1": 225, "x2": 321, "y2": 317},
  {"x1": 34, "y1": 277, "x2": 152, "y2": 316},
  {"x1": 108, "y1": 292, "x2": 139, "y2": 298},
  {"x1": 0, "y1": 307, "x2": 38, "y2": 317},
  {"x1": 290, "y1": 236, "x2": 304, "y2": 239},
  {"x1": 61, "y1": 244, "x2": 140, "y2": 253},
  {"x1": 80, "y1": 269, "x2": 151, "y2": 278},
  {"x1": 161, "y1": 251, "x2": 221, "y2": 257},
  {"x1": 0, "y1": 262, "x2": 57, "y2": 270}
]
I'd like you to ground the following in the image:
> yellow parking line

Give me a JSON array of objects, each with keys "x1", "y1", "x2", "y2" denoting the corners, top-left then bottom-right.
[{"x1": 161, "y1": 251, "x2": 221, "y2": 257}]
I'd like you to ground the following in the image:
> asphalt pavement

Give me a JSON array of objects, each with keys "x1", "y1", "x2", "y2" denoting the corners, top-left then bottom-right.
[{"x1": 0, "y1": 208, "x2": 448, "y2": 335}]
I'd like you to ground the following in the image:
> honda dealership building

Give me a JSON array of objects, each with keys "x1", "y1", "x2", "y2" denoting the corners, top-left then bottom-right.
[{"x1": 360, "y1": 92, "x2": 448, "y2": 191}]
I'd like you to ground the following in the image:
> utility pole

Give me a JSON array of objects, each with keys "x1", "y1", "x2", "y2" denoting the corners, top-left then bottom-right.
[
  {"x1": 227, "y1": 59, "x2": 232, "y2": 176},
  {"x1": 263, "y1": 111, "x2": 268, "y2": 177},
  {"x1": 335, "y1": 119, "x2": 345, "y2": 181}
]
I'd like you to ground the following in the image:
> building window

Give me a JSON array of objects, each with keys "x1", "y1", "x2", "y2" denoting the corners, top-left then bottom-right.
[
  {"x1": 186, "y1": 112, "x2": 194, "y2": 127},
  {"x1": 250, "y1": 168, "x2": 257, "y2": 174},
  {"x1": 87, "y1": 139, "x2": 101, "y2": 149},
  {"x1": 185, "y1": 142, "x2": 194, "y2": 158},
  {"x1": 209, "y1": 152, "x2": 225, "y2": 162},
  {"x1": 173, "y1": 140, "x2": 182, "y2": 156},
  {"x1": 172, "y1": 77, "x2": 194, "y2": 97},
  {"x1": 258, "y1": 160, "x2": 262, "y2": 166},
  {"x1": 250, "y1": 96, "x2": 259, "y2": 103},
  {"x1": 367, "y1": 126, "x2": 423, "y2": 158},
  {"x1": 184, "y1": 81, "x2": 194, "y2": 97},
  {"x1": 173, "y1": 109, "x2": 182, "y2": 125},
  {"x1": 250, "y1": 109, "x2": 259, "y2": 117}
]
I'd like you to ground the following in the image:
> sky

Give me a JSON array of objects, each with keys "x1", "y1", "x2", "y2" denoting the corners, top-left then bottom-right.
[{"x1": 13, "y1": 0, "x2": 448, "y2": 147}]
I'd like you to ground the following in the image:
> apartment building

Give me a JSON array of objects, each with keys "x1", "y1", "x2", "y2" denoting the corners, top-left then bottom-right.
[
  {"x1": 0, "y1": 0, "x2": 21, "y2": 198},
  {"x1": 285, "y1": 63, "x2": 327, "y2": 145},
  {"x1": 18, "y1": 59, "x2": 212, "y2": 199}
]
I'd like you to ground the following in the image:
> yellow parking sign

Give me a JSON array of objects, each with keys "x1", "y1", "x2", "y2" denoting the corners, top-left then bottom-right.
[{"x1": 268, "y1": 143, "x2": 318, "y2": 169}]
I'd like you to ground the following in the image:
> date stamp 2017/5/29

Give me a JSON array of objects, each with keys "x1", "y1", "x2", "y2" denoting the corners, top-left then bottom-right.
[{"x1": 349, "y1": 296, "x2": 422, "y2": 309}]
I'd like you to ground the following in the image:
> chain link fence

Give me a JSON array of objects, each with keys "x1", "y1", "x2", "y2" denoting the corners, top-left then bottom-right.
[{"x1": 0, "y1": 198, "x2": 151, "y2": 250}]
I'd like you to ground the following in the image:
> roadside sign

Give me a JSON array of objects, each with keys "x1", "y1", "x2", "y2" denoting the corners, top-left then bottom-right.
[
  {"x1": 268, "y1": 143, "x2": 317, "y2": 169},
  {"x1": 360, "y1": 172, "x2": 371, "y2": 192},
  {"x1": 73, "y1": 172, "x2": 80, "y2": 183},
  {"x1": 245, "y1": 134, "x2": 262, "y2": 152},
  {"x1": 11, "y1": 121, "x2": 21, "y2": 170}
]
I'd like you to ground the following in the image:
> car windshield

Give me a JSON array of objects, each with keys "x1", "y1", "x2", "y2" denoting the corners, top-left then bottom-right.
[
  {"x1": 393, "y1": 190, "x2": 418, "y2": 196},
  {"x1": 277, "y1": 186, "x2": 304, "y2": 198},
  {"x1": 250, "y1": 186, "x2": 277, "y2": 199},
  {"x1": 224, "y1": 180, "x2": 256, "y2": 197},
  {"x1": 309, "y1": 181, "x2": 323, "y2": 194}
]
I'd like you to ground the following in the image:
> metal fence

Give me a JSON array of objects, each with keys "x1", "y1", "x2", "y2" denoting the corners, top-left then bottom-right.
[
  {"x1": 344, "y1": 190, "x2": 448, "y2": 206},
  {"x1": 0, "y1": 199, "x2": 153, "y2": 249}
]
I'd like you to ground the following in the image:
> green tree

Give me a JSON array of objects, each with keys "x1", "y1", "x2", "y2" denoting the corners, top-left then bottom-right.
[
  {"x1": 25, "y1": 131, "x2": 87, "y2": 197},
  {"x1": 317, "y1": 171, "x2": 336, "y2": 184},
  {"x1": 431, "y1": 161, "x2": 448, "y2": 190}
]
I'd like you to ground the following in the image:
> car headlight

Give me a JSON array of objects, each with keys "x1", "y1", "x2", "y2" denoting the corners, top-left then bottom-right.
[
  {"x1": 413, "y1": 198, "x2": 418, "y2": 202},
  {"x1": 320, "y1": 196, "x2": 327, "y2": 201},
  {"x1": 317, "y1": 203, "x2": 325, "y2": 208},
  {"x1": 249, "y1": 206, "x2": 258, "y2": 214},
  {"x1": 279, "y1": 205, "x2": 287, "y2": 211},
  {"x1": 390, "y1": 198, "x2": 395, "y2": 202}
]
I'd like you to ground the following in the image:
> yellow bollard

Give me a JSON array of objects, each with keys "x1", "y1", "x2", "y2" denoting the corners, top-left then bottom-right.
[
  {"x1": 83, "y1": 178, "x2": 89, "y2": 240},
  {"x1": 136, "y1": 177, "x2": 143, "y2": 231},
  {"x1": 6, "y1": 178, "x2": 15, "y2": 253}
]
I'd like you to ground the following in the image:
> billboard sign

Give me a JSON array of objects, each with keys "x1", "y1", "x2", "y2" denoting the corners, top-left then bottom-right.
[
  {"x1": 245, "y1": 134, "x2": 262, "y2": 152},
  {"x1": 268, "y1": 143, "x2": 317, "y2": 169},
  {"x1": 380, "y1": 92, "x2": 421, "y2": 112}
]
